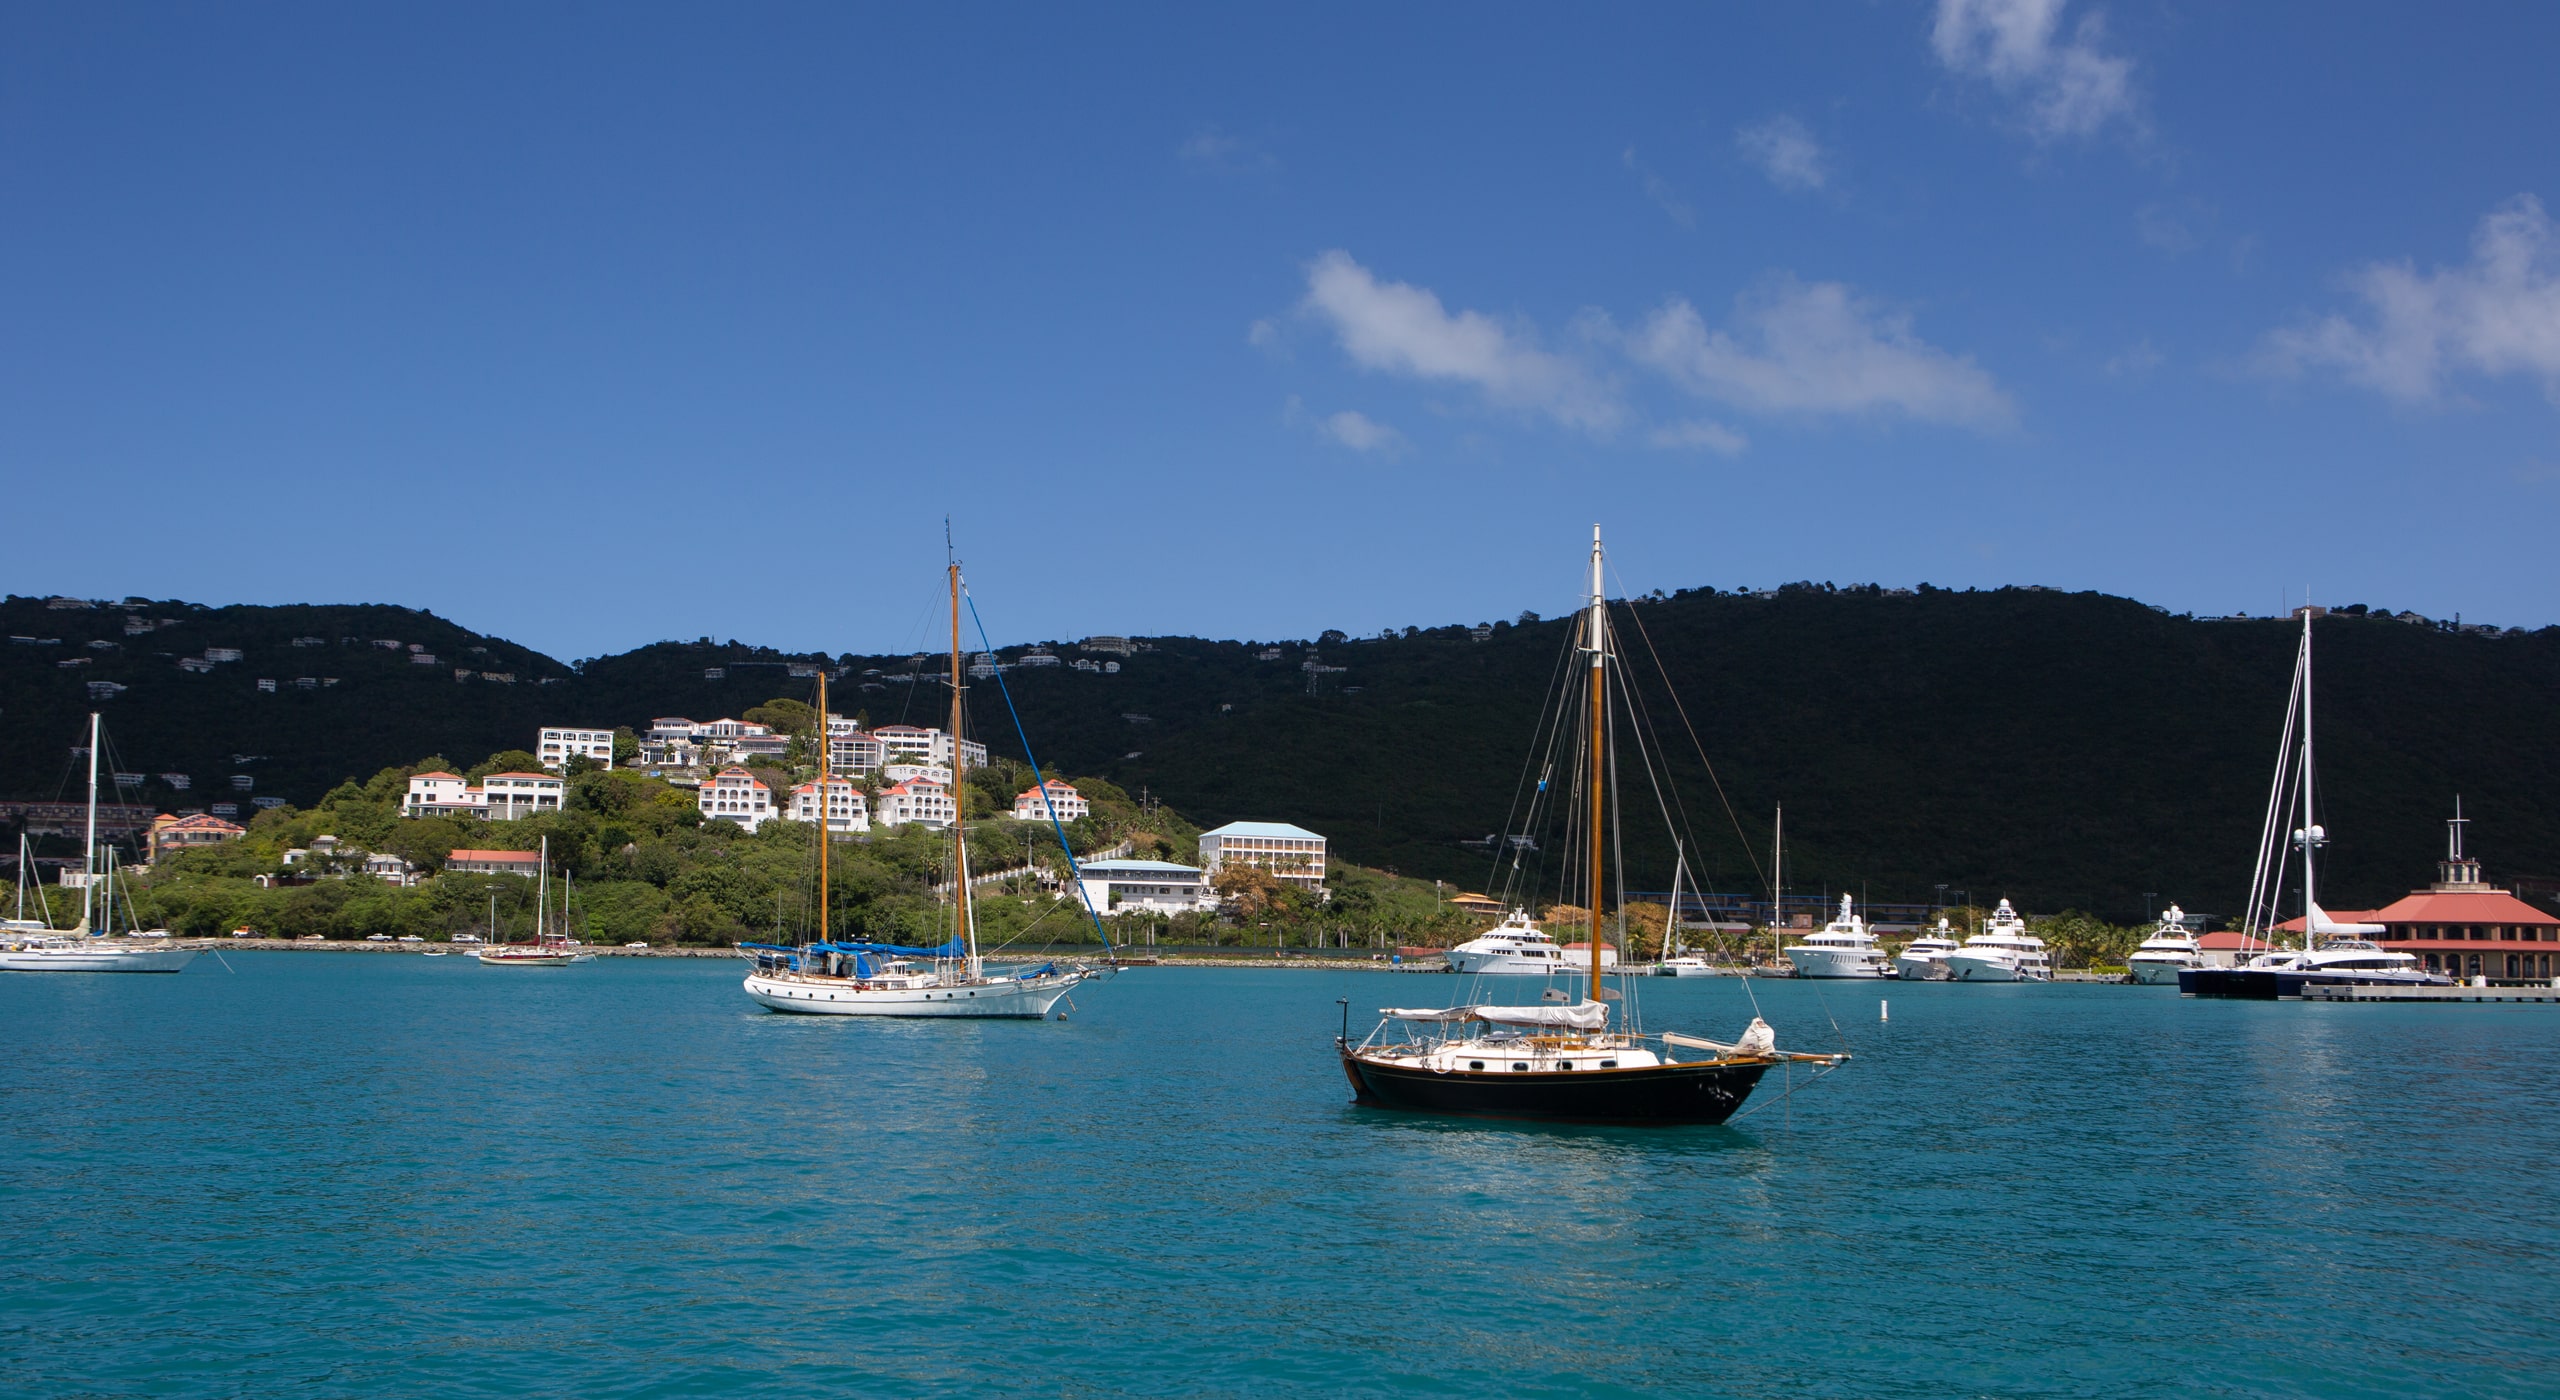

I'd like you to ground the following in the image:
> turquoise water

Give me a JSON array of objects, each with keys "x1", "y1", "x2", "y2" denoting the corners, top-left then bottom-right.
[{"x1": 3, "y1": 958, "x2": 2554, "y2": 1398}]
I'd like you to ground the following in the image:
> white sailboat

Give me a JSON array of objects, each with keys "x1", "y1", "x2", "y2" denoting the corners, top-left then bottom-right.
[
  {"x1": 2127, "y1": 904, "x2": 2203, "y2": 985},
  {"x1": 1784, "y1": 892, "x2": 1894, "y2": 979},
  {"x1": 1943, "y1": 899, "x2": 2052, "y2": 982},
  {"x1": 1654, "y1": 850, "x2": 1727, "y2": 976},
  {"x1": 475, "y1": 837, "x2": 591, "y2": 966},
  {"x1": 738, "y1": 546, "x2": 1106, "y2": 1018},
  {"x1": 0, "y1": 713, "x2": 196, "y2": 973}
]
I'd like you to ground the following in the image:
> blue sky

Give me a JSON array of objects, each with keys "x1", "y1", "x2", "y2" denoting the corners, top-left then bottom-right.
[{"x1": 5, "y1": 2, "x2": 2557, "y2": 659}]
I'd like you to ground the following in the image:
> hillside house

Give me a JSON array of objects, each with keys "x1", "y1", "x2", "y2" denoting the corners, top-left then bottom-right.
[
  {"x1": 404, "y1": 772, "x2": 486, "y2": 818},
  {"x1": 1199, "y1": 821, "x2": 1329, "y2": 892},
  {"x1": 1077, "y1": 859, "x2": 1212, "y2": 914},
  {"x1": 698, "y1": 767, "x2": 774, "y2": 832},
  {"x1": 1012, "y1": 780, "x2": 1089, "y2": 822},
  {"x1": 148, "y1": 812, "x2": 246, "y2": 862},
  {"x1": 875, "y1": 777, "x2": 956, "y2": 829},
  {"x1": 446, "y1": 849, "x2": 542, "y2": 877},
  {"x1": 480, "y1": 772, "x2": 565, "y2": 820},
  {"x1": 786, "y1": 776, "x2": 871, "y2": 838},
  {"x1": 537, "y1": 726, "x2": 617, "y2": 770}
]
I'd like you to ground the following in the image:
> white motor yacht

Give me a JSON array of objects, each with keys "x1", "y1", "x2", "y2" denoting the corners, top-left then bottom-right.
[
  {"x1": 1893, "y1": 918, "x2": 1961, "y2": 980},
  {"x1": 1445, "y1": 909, "x2": 1577, "y2": 975},
  {"x1": 1944, "y1": 899, "x2": 2052, "y2": 982},
  {"x1": 2128, "y1": 904, "x2": 2204, "y2": 985},
  {"x1": 1784, "y1": 894, "x2": 1893, "y2": 979}
]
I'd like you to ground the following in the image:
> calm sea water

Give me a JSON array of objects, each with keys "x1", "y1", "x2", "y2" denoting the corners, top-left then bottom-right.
[{"x1": 3, "y1": 956, "x2": 2554, "y2": 1398}]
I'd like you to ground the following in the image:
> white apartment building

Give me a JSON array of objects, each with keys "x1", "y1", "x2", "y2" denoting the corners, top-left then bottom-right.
[
  {"x1": 884, "y1": 761, "x2": 954, "y2": 786},
  {"x1": 1198, "y1": 821, "x2": 1328, "y2": 891},
  {"x1": 481, "y1": 772, "x2": 566, "y2": 820},
  {"x1": 872, "y1": 725, "x2": 988, "y2": 769},
  {"x1": 698, "y1": 718, "x2": 774, "y2": 742},
  {"x1": 537, "y1": 726, "x2": 616, "y2": 770},
  {"x1": 874, "y1": 777, "x2": 956, "y2": 829},
  {"x1": 786, "y1": 776, "x2": 870, "y2": 838},
  {"x1": 828, "y1": 733, "x2": 885, "y2": 773},
  {"x1": 1012, "y1": 780, "x2": 1089, "y2": 822},
  {"x1": 1077, "y1": 859, "x2": 1213, "y2": 914},
  {"x1": 650, "y1": 717, "x2": 704, "y2": 740},
  {"x1": 405, "y1": 772, "x2": 488, "y2": 818},
  {"x1": 698, "y1": 767, "x2": 774, "y2": 832}
]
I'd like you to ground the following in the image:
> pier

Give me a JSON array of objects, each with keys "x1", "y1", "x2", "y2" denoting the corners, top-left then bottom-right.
[{"x1": 2299, "y1": 983, "x2": 2560, "y2": 1005}]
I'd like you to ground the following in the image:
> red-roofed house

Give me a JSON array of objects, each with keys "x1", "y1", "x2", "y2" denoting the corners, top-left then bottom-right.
[
  {"x1": 2277, "y1": 815, "x2": 2560, "y2": 982},
  {"x1": 787, "y1": 776, "x2": 869, "y2": 838},
  {"x1": 876, "y1": 777, "x2": 955, "y2": 829},
  {"x1": 446, "y1": 849, "x2": 542, "y2": 877},
  {"x1": 1011, "y1": 780, "x2": 1088, "y2": 822},
  {"x1": 698, "y1": 767, "x2": 773, "y2": 832},
  {"x1": 148, "y1": 812, "x2": 247, "y2": 862},
  {"x1": 405, "y1": 772, "x2": 486, "y2": 818}
]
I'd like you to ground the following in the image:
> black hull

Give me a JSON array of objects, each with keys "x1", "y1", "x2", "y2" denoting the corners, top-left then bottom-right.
[
  {"x1": 2180, "y1": 968, "x2": 2453, "y2": 1000},
  {"x1": 1339, "y1": 1047, "x2": 1769, "y2": 1125}
]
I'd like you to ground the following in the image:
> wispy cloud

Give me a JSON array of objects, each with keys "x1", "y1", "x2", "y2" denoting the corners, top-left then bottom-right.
[
  {"x1": 1734, "y1": 116, "x2": 1826, "y2": 192},
  {"x1": 1299, "y1": 250, "x2": 1623, "y2": 432},
  {"x1": 1627, "y1": 276, "x2": 2016, "y2": 427},
  {"x1": 1931, "y1": 0, "x2": 2138, "y2": 142},
  {"x1": 1647, "y1": 419, "x2": 1750, "y2": 456},
  {"x1": 1179, "y1": 125, "x2": 1272, "y2": 172},
  {"x1": 2257, "y1": 195, "x2": 2560, "y2": 406},
  {"x1": 1318, "y1": 409, "x2": 1407, "y2": 454},
  {"x1": 1620, "y1": 147, "x2": 1695, "y2": 227},
  {"x1": 2104, "y1": 339, "x2": 2163, "y2": 377}
]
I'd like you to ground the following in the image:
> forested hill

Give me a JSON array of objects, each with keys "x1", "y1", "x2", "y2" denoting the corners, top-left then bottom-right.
[{"x1": 6, "y1": 587, "x2": 2556, "y2": 922}]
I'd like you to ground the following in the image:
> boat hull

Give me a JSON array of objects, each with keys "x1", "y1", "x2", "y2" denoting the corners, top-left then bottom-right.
[
  {"x1": 1338, "y1": 1048, "x2": 1769, "y2": 1125},
  {"x1": 0, "y1": 945, "x2": 197, "y2": 973},
  {"x1": 1655, "y1": 959, "x2": 1724, "y2": 977},
  {"x1": 474, "y1": 951, "x2": 591, "y2": 966},
  {"x1": 1892, "y1": 956, "x2": 1950, "y2": 981},
  {"x1": 1785, "y1": 948, "x2": 1892, "y2": 978},
  {"x1": 743, "y1": 971, "x2": 1080, "y2": 1018},
  {"x1": 2127, "y1": 958, "x2": 2193, "y2": 986},
  {"x1": 2179, "y1": 967, "x2": 2451, "y2": 999}
]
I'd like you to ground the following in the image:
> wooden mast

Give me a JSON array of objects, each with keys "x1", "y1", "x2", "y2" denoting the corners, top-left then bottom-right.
[
  {"x1": 1586, "y1": 525, "x2": 1606, "y2": 1010},
  {"x1": 816, "y1": 669, "x2": 829, "y2": 944},
  {"x1": 948, "y1": 557, "x2": 973, "y2": 969}
]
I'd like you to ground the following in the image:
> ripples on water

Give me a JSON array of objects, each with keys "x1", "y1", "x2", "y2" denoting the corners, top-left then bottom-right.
[{"x1": 2, "y1": 959, "x2": 2553, "y2": 1397}]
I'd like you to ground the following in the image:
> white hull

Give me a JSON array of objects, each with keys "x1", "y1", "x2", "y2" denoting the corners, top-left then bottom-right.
[
  {"x1": 1892, "y1": 954, "x2": 1951, "y2": 981},
  {"x1": 1945, "y1": 953, "x2": 2048, "y2": 983},
  {"x1": 1446, "y1": 949, "x2": 1611, "y2": 975},
  {"x1": 0, "y1": 945, "x2": 197, "y2": 973},
  {"x1": 1655, "y1": 958, "x2": 1725, "y2": 977},
  {"x1": 475, "y1": 950, "x2": 592, "y2": 966},
  {"x1": 1785, "y1": 947, "x2": 1892, "y2": 979},
  {"x1": 2127, "y1": 957, "x2": 2194, "y2": 985},
  {"x1": 744, "y1": 970, "x2": 1081, "y2": 1018}
]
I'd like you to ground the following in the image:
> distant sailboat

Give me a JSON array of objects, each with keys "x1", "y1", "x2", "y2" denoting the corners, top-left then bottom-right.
[
  {"x1": 475, "y1": 837, "x2": 591, "y2": 966},
  {"x1": 0, "y1": 714, "x2": 195, "y2": 973}
]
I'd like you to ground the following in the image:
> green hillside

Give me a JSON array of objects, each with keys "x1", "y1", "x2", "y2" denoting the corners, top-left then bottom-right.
[{"x1": 7, "y1": 587, "x2": 2557, "y2": 924}]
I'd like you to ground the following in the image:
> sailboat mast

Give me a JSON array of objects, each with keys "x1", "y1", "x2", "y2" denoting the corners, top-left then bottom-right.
[
  {"x1": 949, "y1": 557, "x2": 976, "y2": 970},
  {"x1": 817, "y1": 669, "x2": 830, "y2": 945},
  {"x1": 2297, "y1": 603, "x2": 2317, "y2": 951},
  {"x1": 1585, "y1": 525, "x2": 1606, "y2": 1010},
  {"x1": 538, "y1": 835, "x2": 549, "y2": 942},
  {"x1": 81, "y1": 711, "x2": 100, "y2": 934},
  {"x1": 1772, "y1": 804, "x2": 1784, "y2": 954}
]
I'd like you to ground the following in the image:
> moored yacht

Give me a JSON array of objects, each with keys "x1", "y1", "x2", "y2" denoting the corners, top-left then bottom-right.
[
  {"x1": 1784, "y1": 893, "x2": 1893, "y2": 979},
  {"x1": 1944, "y1": 899, "x2": 2052, "y2": 982},
  {"x1": 1893, "y1": 918, "x2": 1961, "y2": 980},
  {"x1": 1445, "y1": 910, "x2": 1575, "y2": 975},
  {"x1": 2127, "y1": 904, "x2": 2203, "y2": 985}
]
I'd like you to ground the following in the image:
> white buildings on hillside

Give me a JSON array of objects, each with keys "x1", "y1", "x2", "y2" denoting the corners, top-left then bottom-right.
[
  {"x1": 405, "y1": 772, "x2": 486, "y2": 818},
  {"x1": 698, "y1": 767, "x2": 774, "y2": 832},
  {"x1": 481, "y1": 772, "x2": 566, "y2": 819},
  {"x1": 872, "y1": 724, "x2": 987, "y2": 769},
  {"x1": 1012, "y1": 780, "x2": 1089, "y2": 822},
  {"x1": 884, "y1": 761, "x2": 953, "y2": 786},
  {"x1": 875, "y1": 777, "x2": 956, "y2": 829},
  {"x1": 1199, "y1": 821, "x2": 1328, "y2": 891},
  {"x1": 786, "y1": 776, "x2": 870, "y2": 837},
  {"x1": 537, "y1": 726, "x2": 616, "y2": 770},
  {"x1": 1077, "y1": 859, "x2": 1212, "y2": 914}
]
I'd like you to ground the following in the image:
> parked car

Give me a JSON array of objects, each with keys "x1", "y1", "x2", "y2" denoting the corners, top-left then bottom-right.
[
  {"x1": 231, "y1": 927, "x2": 256, "y2": 939},
  {"x1": 365, "y1": 934, "x2": 394, "y2": 943},
  {"x1": 624, "y1": 941, "x2": 649, "y2": 949},
  {"x1": 397, "y1": 935, "x2": 425, "y2": 943}
]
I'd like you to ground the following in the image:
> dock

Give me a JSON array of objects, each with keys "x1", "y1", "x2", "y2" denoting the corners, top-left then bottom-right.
[{"x1": 2299, "y1": 983, "x2": 2560, "y2": 1004}]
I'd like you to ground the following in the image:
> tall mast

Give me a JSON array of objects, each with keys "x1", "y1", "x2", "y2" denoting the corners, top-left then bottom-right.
[
  {"x1": 80, "y1": 711, "x2": 100, "y2": 935},
  {"x1": 538, "y1": 835, "x2": 549, "y2": 942},
  {"x1": 949, "y1": 553, "x2": 976, "y2": 972},
  {"x1": 2297, "y1": 603, "x2": 2318, "y2": 951},
  {"x1": 1586, "y1": 525, "x2": 1606, "y2": 1010},
  {"x1": 1772, "y1": 804, "x2": 1785, "y2": 953},
  {"x1": 816, "y1": 669, "x2": 830, "y2": 945}
]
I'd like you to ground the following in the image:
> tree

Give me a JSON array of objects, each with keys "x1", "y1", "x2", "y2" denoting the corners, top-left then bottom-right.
[{"x1": 742, "y1": 698, "x2": 816, "y2": 736}]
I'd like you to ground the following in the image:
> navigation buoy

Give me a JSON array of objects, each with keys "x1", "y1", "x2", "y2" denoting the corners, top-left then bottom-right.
[{"x1": 1880, "y1": 999, "x2": 1889, "y2": 1022}]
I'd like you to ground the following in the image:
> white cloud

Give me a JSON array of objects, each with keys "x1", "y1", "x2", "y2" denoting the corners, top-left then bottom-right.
[
  {"x1": 1647, "y1": 419, "x2": 1750, "y2": 456},
  {"x1": 2258, "y1": 195, "x2": 2560, "y2": 405},
  {"x1": 1179, "y1": 125, "x2": 1270, "y2": 171},
  {"x1": 1621, "y1": 147, "x2": 1696, "y2": 227},
  {"x1": 1247, "y1": 318, "x2": 1279, "y2": 348},
  {"x1": 1627, "y1": 276, "x2": 2016, "y2": 427},
  {"x1": 1931, "y1": 0, "x2": 2138, "y2": 141},
  {"x1": 1319, "y1": 410, "x2": 1407, "y2": 454},
  {"x1": 1734, "y1": 116, "x2": 1826, "y2": 192},
  {"x1": 1299, "y1": 250, "x2": 1622, "y2": 432},
  {"x1": 2104, "y1": 338, "x2": 2163, "y2": 377}
]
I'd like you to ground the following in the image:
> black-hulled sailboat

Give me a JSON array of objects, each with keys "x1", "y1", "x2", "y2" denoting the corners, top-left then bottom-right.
[{"x1": 1336, "y1": 527, "x2": 1843, "y2": 1124}]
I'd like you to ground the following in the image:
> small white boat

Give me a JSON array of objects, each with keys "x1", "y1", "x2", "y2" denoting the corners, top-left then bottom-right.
[
  {"x1": 2127, "y1": 904, "x2": 2204, "y2": 985},
  {"x1": 1655, "y1": 955, "x2": 1726, "y2": 977},
  {"x1": 1784, "y1": 894, "x2": 1893, "y2": 979},
  {"x1": 1894, "y1": 918, "x2": 1962, "y2": 980},
  {"x1": 1446, "y1": 909, "x2": 1578, "y2": 975},
  {"x1": 1944, "y1": 899, "x2": 2052, "y2": 982}
]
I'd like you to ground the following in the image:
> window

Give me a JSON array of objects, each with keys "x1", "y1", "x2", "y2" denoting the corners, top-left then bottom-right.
[
  {"x1": 1469, "y1": 1061, "x2": 1485, "y2": 1071},
  {"x1": 1511, "y1": 1063, "x2": 1529, "y2": 1072}
]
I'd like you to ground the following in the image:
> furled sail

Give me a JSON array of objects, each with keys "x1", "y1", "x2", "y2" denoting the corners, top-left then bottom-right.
[{"x1": 1472, "y1": 1001, "x2": 1609, "y2": 1030}]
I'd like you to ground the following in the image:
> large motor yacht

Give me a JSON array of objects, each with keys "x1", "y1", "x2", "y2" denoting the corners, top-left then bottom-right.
[
  {"x1": 1893, "y1": 918, "x2": 1961, "y2": 980},
  {"x1": 2127, "y1": 904, "x2": 2203, "y2": 985},
  {"x1": 1944, "y1": 899, "x2": 2052, "y2": 982},
  {"x1": 1784, "y1": 894, "x2": 1893, "y2": 979},
  {"x1": 1445, "y1": 910, "x2": 1577, "y2": 975}
]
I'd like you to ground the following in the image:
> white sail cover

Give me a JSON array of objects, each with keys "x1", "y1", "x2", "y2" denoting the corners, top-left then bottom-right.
[
  {"x1": 1664, "y1": 1017, "x2": 1777, "y2": 1057},
  {"x1": 1472, "y1": 1001, "x2": 1609, "y2": 1030},
  {"x1": 2307, "y1": 902, "x2": 2385, "y2": 937},
  {"x1": 1381, "y1": 1007, "x2": 1477, "y2": 1022}
]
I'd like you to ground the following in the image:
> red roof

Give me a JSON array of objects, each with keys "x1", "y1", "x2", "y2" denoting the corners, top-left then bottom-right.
[
  {"x1": 448, "y1": 849, "x2": 539, "y2": 863},
  {"x1": 482, "y1": 771, "x2": 555, "y2": 780},
  {"x1": 2369, "y1": 889, "x2": 2558, "y2": 926},
  {"x1": 410, "y1": 771, "x2": 461, "y2": 781},
  {"x1": 2195, "y1": 931, "x2": 2264, "y2": 950}
]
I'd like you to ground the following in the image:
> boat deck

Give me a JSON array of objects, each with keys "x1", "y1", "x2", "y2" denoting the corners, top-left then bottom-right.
[{"x1": 2299, "y1": 983, "x2": 2560, "y2": 1004}]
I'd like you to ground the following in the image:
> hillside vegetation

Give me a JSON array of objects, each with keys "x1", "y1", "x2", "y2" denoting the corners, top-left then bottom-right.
[{"x1": 7, "y1": 587, "x2": 2557, "y2": 924}]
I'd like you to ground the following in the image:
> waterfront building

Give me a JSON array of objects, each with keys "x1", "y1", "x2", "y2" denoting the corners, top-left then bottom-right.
[
  {"x1": 786, "y1": 776, "x2": 871, "y2": 838},
  {"x1": 446, "y1": 849, "x2": 542, "y2": 877},
  {"x1": 404, "y1": 772, "x2": 487, "y2": 818},
  {"x1": 1076, "y1": 858, "x2": 1213, "y2": 914},
  {"x1": 537, "y1": 726, "x2": 617, "y2": 770},
  {"x1": 1012, "y1": 780, "x2": 1089, "y2": 822},
  {"x1": 874, "y1": 777, "x2": 956, "y2": 829},
  {"x1": 698, "y1": 767, "x2": 774, "y2": 832},
  {"x1": 147, "y1": 812, "x2": 246, "y2": 862},
  {"x1": 2276, "y1": 810, "x2": 2560, "y2": 983},
  {"x1": 1198, "y1": 821, "x2": 1328, "y2": 891},
  {"x1": 481, "y1": 772, "x2": 566, "y2": 820}
]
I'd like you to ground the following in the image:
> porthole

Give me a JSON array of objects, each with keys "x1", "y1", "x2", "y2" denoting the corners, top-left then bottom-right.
[
  {"x1": 1600, "y1": 1060, "x2": 1617, "y2": 1068},
  {"x1": 1559, "y1": 1063, "x2": 1575, "y2": 1071},
  {"x1": 1469, "y1": 1061, "x2": 1485, "y2": 1071},
  {"x1": 1511, "y1": 1063, "x2": 1529, "y2": 1072}
]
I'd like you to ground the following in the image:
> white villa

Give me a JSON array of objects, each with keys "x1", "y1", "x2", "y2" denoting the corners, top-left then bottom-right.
[
  {"x1": 786, "y1": 776, "x2": 870, "y2": 838},
  {"x1": 1199, "y1": 821, "x2": 1328, "y2": 891},
  {"x1": 875, "y1": 776, "x2": 956, "y2": 829},
  {"x1": 537, "y1": 726, "x2": 616, "y2": 770},
  {"x1": 1077, "y1": 859, "x2": 1212, "y2": 914},
  {"x1": 884, "y1": 761, "x2": 954, "y2": 786},
  {"x1": 402, "y1": 770, "x2": 566, "y2": 821},
  {"x1": 872, "y1": 724, "x2": 988, "y2": 769},
  {"x1": 1012, "y1": 780, "x2": 1089, "y2": 822},
  {"x1": 404, "y1": 772, "x2": 485, "y2": 818},
  {"x1": 698, "y1": 767, "x2": 774, "y2": 832}
]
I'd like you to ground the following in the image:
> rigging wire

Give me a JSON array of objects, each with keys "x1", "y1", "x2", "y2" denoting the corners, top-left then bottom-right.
[{"x1": 962, "y1": 581, "x2": 1115, "y2": 957}]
